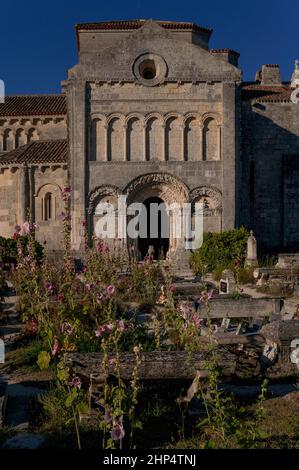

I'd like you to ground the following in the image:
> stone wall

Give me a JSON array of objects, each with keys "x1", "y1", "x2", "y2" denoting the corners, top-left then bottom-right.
[
  {"x1": 0, "y1": 168, "x2": 20, "y2": 237},
  {"x1": 0, "y1": 117, "x2": 67, "y2": 152},
  {"x1": 241, "y1": 102, "x2": 299, "y2": 252}
]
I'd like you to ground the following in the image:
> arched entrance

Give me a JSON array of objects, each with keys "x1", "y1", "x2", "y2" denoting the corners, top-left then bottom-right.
[
  {"x1": 124, "y1": 173, "x2": 190, "y2": 262},
  {"x1": 138, "y1": 196, "x2": 169, "y2": 260}
]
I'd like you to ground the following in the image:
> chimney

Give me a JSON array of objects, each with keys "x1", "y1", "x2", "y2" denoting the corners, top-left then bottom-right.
[
  {"x1": 259, "y1": 64, "x2": 282, "y2": 86},
  {"x1": 291, "y1": 60, "x2": 299, "y2": 88}
]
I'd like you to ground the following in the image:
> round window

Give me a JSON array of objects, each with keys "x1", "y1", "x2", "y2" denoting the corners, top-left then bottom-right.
[
  {"x1": 133, "y1": 53, "x2": 167, "y2": 86},
  {"x1": 139, "y1": 59, "x2": 157, "y2": 80}
]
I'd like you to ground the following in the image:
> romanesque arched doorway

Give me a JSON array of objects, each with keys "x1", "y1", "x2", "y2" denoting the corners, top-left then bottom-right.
[
  {"x1": 124, "y1": 173, "x2": 189, "y2": 262},
  {"x1": 137, "y1": 196, "x2": 169, "y2": 260}
]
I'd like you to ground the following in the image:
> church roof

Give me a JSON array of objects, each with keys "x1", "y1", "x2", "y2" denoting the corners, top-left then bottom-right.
[
  {"x1": 76, "y1": 19, "x2": 212, "y2": 34},
  {"x1": 0, "y1": 95, "x2": 67, "y2": 117},
  {"x1": 0, "y1": 140, "x2": 68, "y2": 165},
  {"x1": 241, "y1": 83, "x2": 293, "y2": 103}
]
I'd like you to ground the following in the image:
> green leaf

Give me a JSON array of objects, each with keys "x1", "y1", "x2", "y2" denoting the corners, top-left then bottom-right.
[
  {"x1": 37, "y1": 351, "x2": 51, "y2": 370},
  {"x1": 65, "y1": 388, "x2": 77, "y2": 408}
]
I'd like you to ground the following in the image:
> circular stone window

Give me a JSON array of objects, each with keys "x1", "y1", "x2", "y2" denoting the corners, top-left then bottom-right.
[{"x1": 133, "y1": 53, "x2": 167, "y2": 86}]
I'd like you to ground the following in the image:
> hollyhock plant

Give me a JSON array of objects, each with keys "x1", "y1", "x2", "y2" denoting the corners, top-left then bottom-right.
[
  {"x1": 45, "y1": 282, "x2": 53, "y2": 293},
  {"x1": 96, "y1": 293, "x2": 104, "y2": 304},
  {"x1": 62, "y1": 322, "x2": 74, "y2": 336},
  {"x1": 103, "y1": 409, "x2": 112, "y2": 424},
  {"x1": 111, "y1": 420, "x2": 125, "y2": 442},
  {"x1": 235, "y1": 259, "x2": 241, "y2": 269},
  {"x1": 199, "y1": 289, "x2": 214, "y2": 303},
  {"x1": 69, "y1": 377, "x2": 81, "y2": 389},
  {"x1": 95, "y1": 325, "x2": 106, "y2": 337},
  {"x1": 23, "y1": 221, "x2": 31, "y2": 236},
  {"x1": 106, "y1": 285, "x2": 115, "y2": 297},
  {"x1": 52, "y1": 337, "x2": 60, "y2": 356}
]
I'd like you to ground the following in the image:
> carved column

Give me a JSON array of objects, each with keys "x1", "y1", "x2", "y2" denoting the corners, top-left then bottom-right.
[
  {"x1": 123, "y1": 124, "x2": 127, "y2": 161},
  {"x1": 142, "y1": 122, "x2": 146, "y2": 161},
  {"x1": 217, "y1": 125, "x2": 222, "y2": 160},
  {"x1": 161, "y1": 123, "x2": 166, "y2": 161},
  {"x1": 199, "y1": 124, "x2": 203, "y2": 161},
  {"x1": 179, "y1": 123, "x2": 185, "y2": 161},
  {"x1": 29, "y1": 166, "x2": 35, "y2": 223},
  {"x1": 19, "y1": 164, "x2": 29, "y2": 224},
  {"x1": 103, "y1": 124, "x2": 108, "y2": 162}
]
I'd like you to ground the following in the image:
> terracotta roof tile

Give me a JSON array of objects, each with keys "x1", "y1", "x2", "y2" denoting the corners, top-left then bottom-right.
[
  {"x1": 0, "y1": 140, "x2": 68, "y2": 165},
  {"x1": 76, "y1": 19, "x2": 212, "y2": 34},
  {"x1": 241, "y1": 83, "x2": 293, "y2": 103},
  {"x1": 0, "y1": 95, "x2": 67, "y2": 117}
]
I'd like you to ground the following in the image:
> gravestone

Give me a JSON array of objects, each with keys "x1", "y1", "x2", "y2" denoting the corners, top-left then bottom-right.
[
  {"x1": 219, "y1": 269, "x2": 237, "y2": 294},
  {"x1": 245, "y1": 230, "x2": 258, "y2": 267}
]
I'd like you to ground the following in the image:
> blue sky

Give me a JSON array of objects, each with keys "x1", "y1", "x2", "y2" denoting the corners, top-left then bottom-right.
[{"x1": 0, "y1": 0, "x2": 297, "y2": 95}]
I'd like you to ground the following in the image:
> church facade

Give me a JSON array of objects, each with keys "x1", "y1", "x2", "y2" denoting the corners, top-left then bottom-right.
[{"x1": 0, "y1": 19, "x2": 299, "y2": 259}]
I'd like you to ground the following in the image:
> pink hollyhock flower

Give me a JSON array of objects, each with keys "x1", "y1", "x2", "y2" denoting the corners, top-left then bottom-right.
[
  {"x1": 116, "y1": 319, "x2": 126, "y2": 333},
  {"x1": 105, "y1": 323, "x2": 114, "y2": 334},
  {"x1": 169, "y1": 284, "x2": 176, "y2": 293},
  {"x1": 85, "y1": 283, "x2": 93, "y2": 291},
  {"x1": 96, "y1": 293, "x2": 104, "y2": 304},
  {"x1": 106, "y1": 285, "x2": 115, "y2": 296},
  {"x1": 191, "y1": 314, "x2": 203, "y2": 328},
  {"x1": 23, "y1": 221, "x2": 30, "y2": 235},
  {"x1": 111, "y1": 421, "x2": 125, "y2": 442},
  {"x1": 52, "y1": 337, "x2": 60, "y2": 356},
  {"x1": 62, "y1": 322, "x2": 74, "y2": 336},
  {"x1": 56, "y1": 293, "x2": 64, "y2": 302},
  {"x1": 103, "y1": 409, "x2": 112, "y2": 424},
  {"x1": 45, "y1": 282, "x2": 53, "y2": 292},
  {"x1": 69, "y1": 377, "x2": 81, "y2": 389},
  {"x1": 95, "y1": 325, "x2": 105, "y2": 337},
  {"x1": 14, "y1": 224, "x2": 21, "y2": 234}
]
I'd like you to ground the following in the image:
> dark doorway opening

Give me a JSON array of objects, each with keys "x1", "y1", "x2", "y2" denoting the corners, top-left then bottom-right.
[{"x1": 138, "y1": 197, "x2": 169, "y2": 260}]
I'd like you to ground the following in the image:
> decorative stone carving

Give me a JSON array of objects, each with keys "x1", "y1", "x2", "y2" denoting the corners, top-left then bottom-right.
[
  {"x1": 189, "y1": 186, "x2": 222, "y2": 211},
  {"x1": 124, "y1": 172, "x2": 189, "y2": 204},
  {"x1": 88, "y1": 185, "x2": 121, "y2": 214}
]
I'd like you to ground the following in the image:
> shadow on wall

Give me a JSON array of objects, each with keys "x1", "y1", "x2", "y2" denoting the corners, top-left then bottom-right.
[{"x1": 240, "y1": 104, "x2": 299, "y2": 254}]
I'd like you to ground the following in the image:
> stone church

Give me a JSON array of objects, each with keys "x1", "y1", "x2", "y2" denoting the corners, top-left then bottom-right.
[{"x1": 0, "y1": 19, "x2": 299, "y2": 260}]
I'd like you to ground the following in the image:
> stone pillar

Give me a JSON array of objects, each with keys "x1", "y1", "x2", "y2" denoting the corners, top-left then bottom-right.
[
  {"x1": 179, "y1": 123, "x2": 185, "y2": 161},
  {"x1": 66, "y1": 79, "x2": 87, "y2": 252},
  {"x1": 221, "y1": 82, "x2": 237, "y2": 230},
  {"x1": 103, "y1": 124, "x2": 108, "y2": 162},
  {"x1": 199, "y1": 124, "x2": 203, "y2": 161},
  {"x1": 29, "y1": 166, "x2": 35, "y2": 223},
  {"x1": 161, "y1": 124, "x2": 166, "y2": 161},
  {"x1": 142, "y1": 122, "x2": 146, "y2": 161},
  {"x1": 19, "y1": 165, "x2": 29, "y2": 224},
  {"x1": 246, "y1": 230, "x2": 258, "y2": 267},
  {"x1": 217, "y1": 125, "x2": 222, "y2": 160},
  {"x1": 123, "y1": 124, "x2": 127, "y2": 161}
]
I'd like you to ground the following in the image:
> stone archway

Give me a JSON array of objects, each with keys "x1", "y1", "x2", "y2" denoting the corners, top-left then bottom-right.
[
  {"x1": 124, "y1": 173, "x2": 189, "y2": 261},
  {"x1": 189, "y1": 186, "x2": 222, "y2": 233}
]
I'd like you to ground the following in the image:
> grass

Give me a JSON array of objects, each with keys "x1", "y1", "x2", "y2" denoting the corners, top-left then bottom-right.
[{"x1": 5, "y1": 339, "x2": 46, "y2": 369}]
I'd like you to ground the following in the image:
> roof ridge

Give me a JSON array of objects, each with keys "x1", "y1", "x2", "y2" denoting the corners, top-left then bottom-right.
[{"x1": 3, "y1": 94, "x2": 65, "y2": 98}]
